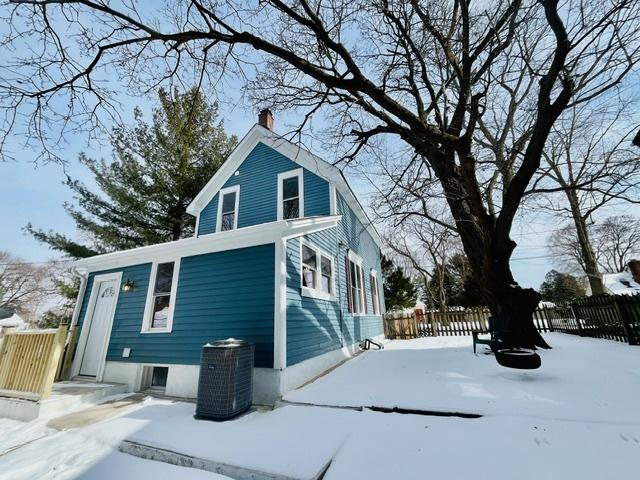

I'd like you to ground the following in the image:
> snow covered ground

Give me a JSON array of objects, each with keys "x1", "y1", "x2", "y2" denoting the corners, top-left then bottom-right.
[
  {"x1": 1, "y1": 332, "x2": 638, "y2": 479},
  {"x1": 285, "y1": 333, "x2": 640, "y2": 423},
  {"x1": 0, "y1": 398, "x2": 231, "y2": 480}
]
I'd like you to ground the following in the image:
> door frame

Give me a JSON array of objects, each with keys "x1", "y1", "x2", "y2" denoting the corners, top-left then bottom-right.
[{"x1": 71, "y1": 272, "x2": 123, "y2": 381}]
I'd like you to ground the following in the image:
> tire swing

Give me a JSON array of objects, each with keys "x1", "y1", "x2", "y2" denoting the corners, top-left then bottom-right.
[
  {"x1": 495, "y1": 348, "x2": 541, "y2": 369},
  {"x1": 490, "y1": 313, "x2": 542, "y2": 370}
]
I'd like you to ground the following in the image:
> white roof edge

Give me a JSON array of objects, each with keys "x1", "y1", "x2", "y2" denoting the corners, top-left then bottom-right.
[
  {"x1": 186, "y1": 124, "x2": 383, "y2": 248},
  {"x1": 72, "y1": 216, "x2": 341, "y2": 273}
]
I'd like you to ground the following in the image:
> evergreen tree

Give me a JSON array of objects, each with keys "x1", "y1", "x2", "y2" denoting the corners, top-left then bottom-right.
[
  {"x1": 425, "y1": 253, "x2": 483, "y2": 308},
  {"x1": 381, "y1": 255, "x2": 418, "y2": 310},
  {"x1": 539, "y1": 270, "x2": 586, "y2": 305},
  {"x1": 27, "y1": 88, "x2": 237, "y2": 258}
]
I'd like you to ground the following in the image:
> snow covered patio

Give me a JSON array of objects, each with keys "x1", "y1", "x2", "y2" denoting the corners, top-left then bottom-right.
[
  {"x1": 1, "y1": 332, "x2": 639, "y2": 479},
  {"x1": 285, "y1": 332, "x2": 640, "y2": 422}
]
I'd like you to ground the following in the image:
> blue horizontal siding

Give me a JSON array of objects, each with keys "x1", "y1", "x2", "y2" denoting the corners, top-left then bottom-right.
[
  {"x1": 77, "y1": 245, "x2": 275, "y2": 369},
  {"x1": 197, "y1": 142, "x2": 330, "y2": 235},
  {"x1": 285, "y1": 192, "x2": 384, "y2": 366},
  {"x1": 286, "y1": 237, "x2": 342, "y2": 366}
]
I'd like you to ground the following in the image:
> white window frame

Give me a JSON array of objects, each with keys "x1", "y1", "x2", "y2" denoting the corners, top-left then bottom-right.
[
  {"x1": 300, "y1": 241, "x2": 336, "y2": 301},
  {"x1": 370, "y1": 268, "x2": 381, "y2": 315},
  {"x1": 141, "y1": 258, "x2": 181, "y2": 334},
  {"x1": 277, "y1": 168, "x2": 304, "y2": 221},
  {"x1": 216, "y1": 185, "x2": 240, "y2": 232},
  {"x1": 347, "y1": 250, "x2": 366, "y2": 315}
]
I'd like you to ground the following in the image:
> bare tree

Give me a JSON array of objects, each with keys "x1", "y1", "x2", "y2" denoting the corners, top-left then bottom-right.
[
  {"x1": 549, "y1": 215, "x2": 640, "y2": 275},
  {"x1": 384, "y1": 214, "x2": 462, "y2": 310},
  {"x1": 595, "y1": 216, "x2": 640, "y2": 273},
  {"x1": 0, "y1": 251, "x2": 53, "y2": 320},
  {"x1": 2, "y1": 1, "x2": 640, "y2": 349},
  {"x1": 530, "y1": 102, "x2": 640, "y2": 294}
]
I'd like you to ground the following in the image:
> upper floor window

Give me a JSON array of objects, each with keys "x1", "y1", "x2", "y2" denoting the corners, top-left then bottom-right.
[
  {"x1": 216, "y1": 185, "x2": 240, "y2": 232},
  {"x1": 301, "y1": 242, "x2": 335, "y2": 301},
  {"x1": 277, "y1": 169, "x2": 304, "y2": 221},
  {"x1": 346, "y1": 252, "x2": 367, "y2": 314},
  {"x1": 370, "y1": 270, "x2": 381, "y2": 315},
  {"x1": 142, "y1": 259, "x2": 180, "y2": 333}
]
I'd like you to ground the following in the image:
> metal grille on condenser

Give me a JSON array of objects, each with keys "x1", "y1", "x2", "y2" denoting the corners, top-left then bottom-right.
[{"x1": 195, "y1": 339, "x2": 254, "y2": 421}]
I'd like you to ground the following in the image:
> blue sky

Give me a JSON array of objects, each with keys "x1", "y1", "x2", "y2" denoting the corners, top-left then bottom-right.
[{"x1": 0, "y1": 91, "x2": 562, "y2": 289}]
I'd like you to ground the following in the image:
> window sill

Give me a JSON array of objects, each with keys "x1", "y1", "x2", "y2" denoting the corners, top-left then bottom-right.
[
  {"x1": 140, "y1": 327, "x2": 172, "y2": 334},
  {"x1": 301, "y1": 286, "x2": 336, "y2": 302}
]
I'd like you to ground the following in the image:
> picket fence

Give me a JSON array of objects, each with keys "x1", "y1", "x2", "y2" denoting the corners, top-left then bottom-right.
[{"x1": 384, "y1": 294, "x2": 640, "y2": 346}]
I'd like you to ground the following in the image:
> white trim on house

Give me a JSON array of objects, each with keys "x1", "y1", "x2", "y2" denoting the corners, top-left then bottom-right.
[
  {"x1": 329, "y1": 184, "x2": 337, "y2": 216},
  {"x1": 300, "y1": 241, "x2": 336, "y2": 302},
  {"x1": 369, "y1": 268, "x2": 382, "y2": 316},
  {"x1": 273, "y1": 237, "x2": 288, "y2": 370},
  {"x1": 185, "y1": 124, "x2": 382, "y2": 247},
  {"x1": 277, "y1": 168, "x2": 304, "y2": 221},
  {"x1": 70, "y1": 270, "x2": 88, "y2": 327},
  {"x1": 215, "y1": 185, "x2": 240, "y2": 232},
  {"x1": 194, "y1": 214, "x2": 200, "y2": 238},
  {"x1": 71, "y1": 272, "x2": 123, "y2": 381},
  {"x1": 140, "y1": 258, "x2": 181, "y2": 334},
  {"x1": 346, "y1": 250, "x2": 367, "y2": 316},
  {"x1": 72, "y1": 216, "x2": 342, "y2": 273}
]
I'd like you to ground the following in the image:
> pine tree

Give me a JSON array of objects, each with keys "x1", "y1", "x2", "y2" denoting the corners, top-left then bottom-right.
[
  {"x1": 27, "y1": 88, "x2": 237, "y2": 258},
  {"x1": 539, "y1": 270, "x2": 586, "y2": 305},
  {"x1": 381, "y1": 255, "x2": 418, "y2": 310}
]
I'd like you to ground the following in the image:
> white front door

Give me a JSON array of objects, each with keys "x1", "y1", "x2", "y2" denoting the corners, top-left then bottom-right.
[{"x1": 79, "y1": 278, "x2": 119, "y2": 377}]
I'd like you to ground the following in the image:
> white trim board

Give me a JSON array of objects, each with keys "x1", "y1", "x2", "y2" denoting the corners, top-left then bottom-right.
[
  {"x1": 186, "y1": 124, "x2": 383, "y2": 247},
  {"x1": 140, "y1": 258, "x2": 181, "y2": 334},
  {"x1": 299, "y1": 240, "x2": 337, "y2": 302},
  {"x1": 71, "y1": 272, "x2": 123, "y2": 381},
  {"x1": 277, "y1": 168, "x2": 304, "y2": 221},
  {"x1": 215, "y1": 185, "x2": 240, "y2": 233},
  {"x1": 73, "y1": 216, "x2": 341, "y2": 273}
]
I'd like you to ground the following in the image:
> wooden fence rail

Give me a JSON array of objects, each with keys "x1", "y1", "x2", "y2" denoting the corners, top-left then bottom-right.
[
  {"x1": 0, "y1": 325, "x2": 68, "y2": 401},
  {"x1": 384, "y1": 294, "x2": 640, "y2": 345}
]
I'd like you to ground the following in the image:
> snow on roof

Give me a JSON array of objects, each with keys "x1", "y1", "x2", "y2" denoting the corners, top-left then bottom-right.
[
  {"x1": 0, "y1": 313, "x2": 25, "y2": 327},
  {"x1": 602, "y1": 272, "x2": 640, "y2": 295}
]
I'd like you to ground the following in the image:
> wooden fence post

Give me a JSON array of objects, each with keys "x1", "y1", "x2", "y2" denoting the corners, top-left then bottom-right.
[
  {"x1": 613, "y1": 298, "x2": 637, "y2": 345},
  {"x1": 543, "y1": 306, "x2": 554, "y2": 332},
  {"x1": 39, "y1": 325, "x2": 68, "y2": 399},
  {"x1": 570, "y1": 305, "x2": 583, "y2": 336}
]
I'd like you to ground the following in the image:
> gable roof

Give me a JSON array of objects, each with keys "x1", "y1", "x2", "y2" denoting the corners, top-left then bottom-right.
[{"x1": 187, "y1": 124, "x2": 382, "y2": 247}]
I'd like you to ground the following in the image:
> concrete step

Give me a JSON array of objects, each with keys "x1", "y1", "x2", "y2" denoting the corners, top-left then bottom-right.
[{"x1": 0, "y1": 380, "x2": 130, "y2": 421}]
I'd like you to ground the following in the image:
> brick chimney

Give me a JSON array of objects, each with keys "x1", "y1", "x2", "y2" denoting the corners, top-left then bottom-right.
[
  {"x1": 258, "y1": 109, "x2": 274, "y2": 131},
  {"x1": 628, "y1": 259, "x2": 640, "y2": 283}
]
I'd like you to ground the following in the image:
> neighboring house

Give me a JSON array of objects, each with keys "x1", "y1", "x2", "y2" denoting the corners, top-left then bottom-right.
[
  {"x1": 588, "y1": 272, "x2": 640, "y2": 296},
  {"x1": 586, "y1": 260, "x2": 640, "y2": 296},
  {"x1": 69, "y1": 111, "x2": 385, "y2": 403}
]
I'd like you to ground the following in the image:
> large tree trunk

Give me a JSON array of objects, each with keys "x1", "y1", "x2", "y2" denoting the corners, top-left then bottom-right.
[
  {"x1": 435, "y1": 159, "x2": 551, "y2": 350},
  {"x1": 567, "y1": 191, "x2": 605, "y2": 295},
  {"x1": 465, "y1": 233, "x2": 551, "y2": 349}
]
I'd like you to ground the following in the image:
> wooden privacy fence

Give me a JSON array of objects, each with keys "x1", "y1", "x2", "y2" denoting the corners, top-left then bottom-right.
[
  {"x1": 384, "y1": 294, "x2": 640, "y2": 346},
  {"x1": 0, "y1": 325, "x2": 68, "y2": 401}
]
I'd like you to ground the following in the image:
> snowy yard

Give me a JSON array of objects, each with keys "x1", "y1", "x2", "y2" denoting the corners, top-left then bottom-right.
[
  {"x1": 1, "y1": 332, "x2": 639, "y2": 479},
  {"x1": 286, "y1": 333, "x2": 640, "y2": 422}
]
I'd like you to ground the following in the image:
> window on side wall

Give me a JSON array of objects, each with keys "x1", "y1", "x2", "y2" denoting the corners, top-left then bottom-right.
[
  {"x1": 278, "y1": 169, "x2": 304, "y2": 220},
  {"x1": 346, "y1": 253, "x2": 366, "y2": 314},
  {"x1": 142, "y1": 260, "x2": 180, "y2": 333},
  {"x1": 216, "y1": 186, "x2": 240, "y2": 232},
  {"x1": 301, "y1": 242, "x2": 334, "y2": 300},
  {"x1": 370, "y1": 270, "x2": 381, "y2": 315}
]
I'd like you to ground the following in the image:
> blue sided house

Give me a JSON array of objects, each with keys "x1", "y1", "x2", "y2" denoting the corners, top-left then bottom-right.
[{"x1": 69, "y1": 111, "x2": 385, "y2": 403}]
